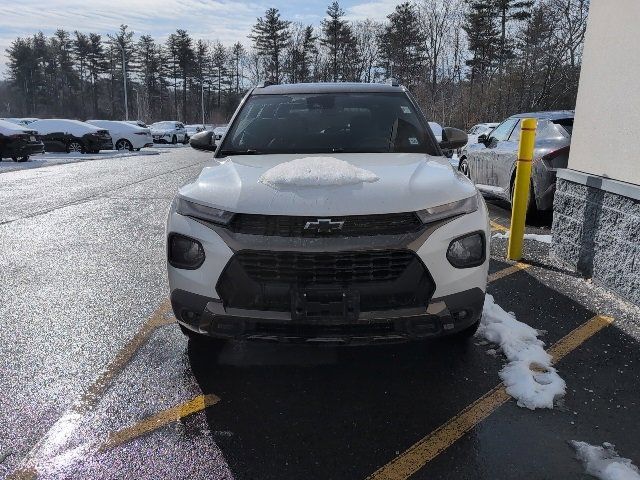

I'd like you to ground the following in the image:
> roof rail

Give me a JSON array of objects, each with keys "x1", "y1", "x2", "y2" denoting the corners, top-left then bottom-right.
[{"x1": 256, "y1": 80, "x2": 278, "y2": 88}]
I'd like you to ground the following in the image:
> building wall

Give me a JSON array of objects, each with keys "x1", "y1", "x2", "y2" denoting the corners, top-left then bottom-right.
[
  {"x1": 568, "y1": 0, "x2": 640, "y2": 185},
  {"x1": 553, "y1": 0, "x2": 640, "y2": 306}
]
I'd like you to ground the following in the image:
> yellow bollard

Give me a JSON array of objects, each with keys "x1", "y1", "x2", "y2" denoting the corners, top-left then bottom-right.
[{"x1": 507, "y1": 118, "x2": 537, "y2": 261}]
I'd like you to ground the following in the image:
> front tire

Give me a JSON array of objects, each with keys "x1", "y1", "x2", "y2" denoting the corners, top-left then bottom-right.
[
  {"x1": 115, "y1": 139, "x2": 133, "y2": 151},
  {"x1": 67, "y1": 141, "x2": 83, "y2": 153},
  {"x1": 171, "y1": 135, "x2": 177, "y2": 145}
]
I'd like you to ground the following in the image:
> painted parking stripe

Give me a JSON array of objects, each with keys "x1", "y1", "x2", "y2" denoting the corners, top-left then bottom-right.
[
  {"x1": 99, "y1": 394, "x2": 220, "y2": 452},
  {"x1": 490, "y1": 220, "x2": 509, "y2": 232},
  {"x1": 487, "y1": 262, "x2": 530, "y2": 283},
  {"x1": 365, "y1": 314, "x2": 614, "y2": 480},
  {"x1": 8, "y1": 300, "x2": 174, "y2": 478}
]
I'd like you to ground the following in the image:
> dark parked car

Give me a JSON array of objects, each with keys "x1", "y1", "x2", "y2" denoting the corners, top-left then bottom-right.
[
  {"x1": 29, "y1": 119, "x2": 113, "y2": 153},
  {"x1": 457, "y1": 110, "x2": 573, "y2": 213},
  {"x1": 0, "y1": 119, "x2": 44, "y2": 162}
]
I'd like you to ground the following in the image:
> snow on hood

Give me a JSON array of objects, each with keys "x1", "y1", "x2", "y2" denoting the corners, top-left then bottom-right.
[
  {"x1": 259, "y1": 156, "x2": 379, "y2": 188},
  {"x1": 477, "y1": 294, "x2": 566, "y2": 410},
  {"x1": 0, "y1": 119, "x2": 32, "y2": 135},
  {"x1": 178, "y1": 152, "x2": 477, "y2": 216},
  {"x1": 30, "y1": 119, "x2": 101, "y2": 136}
]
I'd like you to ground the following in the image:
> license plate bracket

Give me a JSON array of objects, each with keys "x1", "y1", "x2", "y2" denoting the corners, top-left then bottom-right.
[{"x1": 291, "y1": 288, "x2": 360, "y2": 322}]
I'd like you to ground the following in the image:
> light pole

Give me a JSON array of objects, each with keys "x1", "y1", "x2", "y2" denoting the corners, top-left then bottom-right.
[
  {"x1": 201, "y1": 83, "x2": 205, "y2": 126},
  {"x1": 116, "y1": 43, "x2": 129, "y2": 120},
  {"x1": 133, "y1": 88, "x2": 141, "y2": 121}
]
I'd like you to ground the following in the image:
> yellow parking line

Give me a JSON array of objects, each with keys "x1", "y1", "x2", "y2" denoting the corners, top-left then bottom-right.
[
  {"x1": 490, "y1": 220, "x2": 509, "y2": 232},
  {"x1": 487, "y1": 262, "x2": 530, "y2": 283},
  {"x1": 99, "y1": 394, "x2": 220, "y2": 452},
  {"x1": 76, "y1": 300, "x2": 173, "y2": 410},
  {"x1": 365, "y1": 314, "x2": 614, "y2": 480}
]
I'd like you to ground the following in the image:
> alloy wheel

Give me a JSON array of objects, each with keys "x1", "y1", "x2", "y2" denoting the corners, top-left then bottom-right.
[{"x1": 68, "y1": 142, "x2": 82, "y2": 152}]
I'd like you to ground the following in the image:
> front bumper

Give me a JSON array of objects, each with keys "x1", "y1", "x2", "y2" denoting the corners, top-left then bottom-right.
[
  {"x1": 172, "y1": 287, "x2": 485, "y2": 344},
  {"x1": 167, "y1": 196, "x2": 490, "y2": 344}
]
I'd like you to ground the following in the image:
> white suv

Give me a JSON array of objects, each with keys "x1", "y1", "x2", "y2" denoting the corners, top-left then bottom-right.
[
  {"x1": 167, "y1": 83, "x2": 489, "y2": 345},
  {"x1": 150, "y1": 121, "x2": 188, "y2": 144}
]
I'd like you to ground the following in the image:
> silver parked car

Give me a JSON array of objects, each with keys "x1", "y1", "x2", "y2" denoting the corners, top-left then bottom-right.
[{"x1": 457, "y1": 111, "x2": 573, "y2": 213}]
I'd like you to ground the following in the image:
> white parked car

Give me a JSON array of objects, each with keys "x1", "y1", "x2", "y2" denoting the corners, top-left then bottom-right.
[
  {"x1": 167, "y1": 82, "x2": 488, "y2": 345},
  {"x1": 150, "y1": 121, "x2": 188, "y2": 144},
  {"x1": 86, "y1": 120, "x2": 153, "y2": 151}
]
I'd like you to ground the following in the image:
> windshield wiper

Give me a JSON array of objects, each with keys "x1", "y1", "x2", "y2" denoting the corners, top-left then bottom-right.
[{"x1": 218, "y1": 149, "x2": 260, "y2": 156}]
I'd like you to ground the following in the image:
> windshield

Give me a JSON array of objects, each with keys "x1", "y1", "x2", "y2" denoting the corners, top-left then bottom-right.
[{"x1": 218, "y1": 92, "x2": 438, "y2": 156}]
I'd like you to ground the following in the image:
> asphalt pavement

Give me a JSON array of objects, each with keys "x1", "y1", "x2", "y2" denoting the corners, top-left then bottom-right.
[{"x1": 1, "y1": 148, "x2": 639, "y2": 479}]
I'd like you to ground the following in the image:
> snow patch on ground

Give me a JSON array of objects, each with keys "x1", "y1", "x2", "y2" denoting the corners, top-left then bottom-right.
[
  {"x1": 259, "y1": 156, "x2": 379, "y2": 188},
  {"x1": 493, "y1": 230, "x2": 552, "y2": 244},
  {"x1": 477, "y1": 294, "x2": 566, "y2": 409},
  {"x1": 570, "y1": 441, "x2": 640, "y2": 480}
]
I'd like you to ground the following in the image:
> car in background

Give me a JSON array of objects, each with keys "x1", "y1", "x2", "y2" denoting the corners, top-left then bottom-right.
[
  {"x1": 457, "y1": 111, "x2": 574, "y2": 213},
  {"x1": 86, "y1": 120, "x2": 153, "y2": 151},
  {"x1": 0, "y1": 119, "x2": 44, "y2": 162},
  {"x1": 150, "y1": 121, "x2": 188, "y2": 144},
  {"x1": 30, "y1": 119, "x2": 113, "y2": 153},
  {"x1": 185, "y1": 124, "x2": 205, "y2": 140}
]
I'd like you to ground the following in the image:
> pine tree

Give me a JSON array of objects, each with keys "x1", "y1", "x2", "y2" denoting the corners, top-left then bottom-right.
[
  {"x1": 378, "y1": 2, "x2": 425, "y2": 87},
  {"x1": 321, "y1": 2, "x2": 353, "y2": 81},
  {"x1": 249, "y1": 8, "x2": 291, "y2": 83},
  {"x1": 231, "y1": 42, "x2": 246, "y2": 93},
  {"x1": 86, "y1": 33, "x2": 107, "y2": 117}
]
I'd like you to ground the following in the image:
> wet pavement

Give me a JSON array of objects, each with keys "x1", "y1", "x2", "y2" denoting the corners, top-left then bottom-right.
[{"x1": 1, "y1": 149, "x2": 639, "y2": 479}]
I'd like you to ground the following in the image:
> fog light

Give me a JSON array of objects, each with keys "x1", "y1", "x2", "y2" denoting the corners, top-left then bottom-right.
[
  {"x1": 447, "y1": 232, "x2": 485, "y2": 268},
  {"x1": 168, "y1": 233, "x2": 205, "y2": 269}
]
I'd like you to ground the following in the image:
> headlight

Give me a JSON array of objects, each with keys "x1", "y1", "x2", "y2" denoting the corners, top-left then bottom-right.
[
  {"x1": 176, "y1": 197, "x2": 234, "y2": 225},
  {"x1": 168, "y1": 233, "x2": 205, "y2": 269},
  {"x1": 416, "y1": 194, "x2": 478, "y2": 224},
  {"x1": 446, "y1": 232, "x2": 486, "y2": 268}
]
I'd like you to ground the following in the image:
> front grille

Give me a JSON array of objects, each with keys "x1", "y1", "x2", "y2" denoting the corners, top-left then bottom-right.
[
  {"x1": 228, "y1": 212, "x2": 422, "y2": 237},
  {"x1": 216, "y1": 249, "x2": 435, "y2": 313},
  {"x1": 236, "y1": 250, "x2": 415, "y2": 284}
]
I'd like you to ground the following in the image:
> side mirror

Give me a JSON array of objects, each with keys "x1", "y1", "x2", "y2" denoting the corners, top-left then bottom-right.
[
  {"x1": 477, "y1": 133, "x2": 488, "y2": 144},
  {"x1": 439, "y1": 127, "x2": 468, "y2": 151},
  {"x1": 189, "y1": 130, "x2": 216, "y2": 151}
]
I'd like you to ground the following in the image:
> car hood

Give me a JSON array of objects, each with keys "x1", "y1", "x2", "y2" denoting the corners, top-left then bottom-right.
[{"x1": 178, "y1": 153, "x2": 477, "y2": 216}]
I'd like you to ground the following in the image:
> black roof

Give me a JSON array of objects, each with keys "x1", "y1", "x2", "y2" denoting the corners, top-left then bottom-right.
[
  {"x1": 251, "y1": 82, "x2": 407, "y2": 95},
  {"x1": 511, "y1": 110, "x2": 575, "y2": 120}
]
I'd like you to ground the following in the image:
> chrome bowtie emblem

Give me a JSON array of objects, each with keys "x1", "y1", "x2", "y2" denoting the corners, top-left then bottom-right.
[{"x1": 304, "y1": 218, "x2": 345, "y2": 233}]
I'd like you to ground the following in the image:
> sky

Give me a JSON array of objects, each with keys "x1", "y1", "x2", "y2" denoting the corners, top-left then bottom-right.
[{"x1": 0, "y1": 0, "x2": 405, "y2": 75}]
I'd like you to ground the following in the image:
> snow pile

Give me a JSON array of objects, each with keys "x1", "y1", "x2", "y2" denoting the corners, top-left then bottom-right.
[
  {"x1": 0, "y1": 119, "x2": 31, "y2": 134},
  {"x1": 477, "y1": 294, "x2": 566, "y2": 409},
  {"x1": 259, "y1": 156, "x2": 379, "y2": 188},
  {"x1": 570, "y1": 441, "x2": 640, "y2": 480},
  {"x1": 492, "y1": 231, "x2": 552, "y2": 244}
]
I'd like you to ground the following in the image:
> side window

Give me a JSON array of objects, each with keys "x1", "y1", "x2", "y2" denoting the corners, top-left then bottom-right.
[{"x1": 490, "y1": 118, "x2": 519, "y2": 142}]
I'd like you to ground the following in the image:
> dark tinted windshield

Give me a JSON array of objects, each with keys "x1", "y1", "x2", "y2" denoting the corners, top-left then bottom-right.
[{"x1": 218, "y1": 92, "x2": 438, "y2": 156}]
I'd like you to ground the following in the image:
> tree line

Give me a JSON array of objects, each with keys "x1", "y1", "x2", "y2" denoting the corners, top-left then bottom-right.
[{"x1": 2, "y1": 0, "x2": 589, "y2": 128}]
